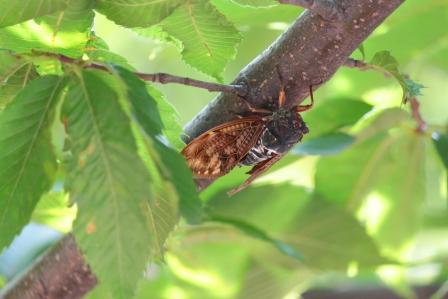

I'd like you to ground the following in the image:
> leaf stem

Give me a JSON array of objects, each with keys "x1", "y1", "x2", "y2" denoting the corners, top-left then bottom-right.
[{"x1": 26, "y1": 52, "x2": 248, "y2": 96}]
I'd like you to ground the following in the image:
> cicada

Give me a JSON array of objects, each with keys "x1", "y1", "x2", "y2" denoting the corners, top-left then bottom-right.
[{"x1": 181, "y1": 82, "x2": 314, "y2": 195}]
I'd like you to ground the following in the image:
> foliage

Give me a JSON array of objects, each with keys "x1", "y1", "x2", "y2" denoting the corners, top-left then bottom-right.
[{"x1": 0, "y1": 1, "x2": 447, "y2": 299}]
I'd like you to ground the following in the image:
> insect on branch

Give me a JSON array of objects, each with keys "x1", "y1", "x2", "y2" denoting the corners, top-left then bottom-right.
[{"x1": 26, "y1": 51, "x2": 247, "y2": 96}]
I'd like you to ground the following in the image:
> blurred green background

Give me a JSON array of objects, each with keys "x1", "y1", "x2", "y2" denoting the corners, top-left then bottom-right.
[{"x1": 1, "y1": 0, "x2": 447, "y2": 298}]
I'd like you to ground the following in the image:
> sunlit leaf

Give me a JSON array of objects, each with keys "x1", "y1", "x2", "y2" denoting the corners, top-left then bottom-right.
[
  {"x1": 64, "y1": 70, "x2": 177, "y2": 299},
  {"x1": 84, "y1": 35, "x2": 133, "y2": 69},
  {"x1": 0, "y1": 0, "x2": 68, "y2": 28},
  {"x1": 133, "y1": 25, "x2": 182, "y2": 50},
  {"x1": 161, "y1": 0, "x2": 242, "y2": 81},
  {"x1": 316, "y1": 131, "x2": 426, "y2": 257},
  {"x1": 0, "y1": 0, "x2": 94, "y2": 57},
  {"x1": 96, "y1": 0, "x2": 182, "y2": 27},
  {"x1": 32, "y1": 190, "x2": 76, "y2": 232},
  {"x1": 0, "y1": 76, "x2": 66, "y2": 251},
  {"x1": 0, "y1": 52, "x2": 38, "y2": 109}
]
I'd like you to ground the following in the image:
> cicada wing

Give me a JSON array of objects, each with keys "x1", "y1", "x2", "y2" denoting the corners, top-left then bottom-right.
[
  {"x1": 181, "y1": 117, "x2": 265, "y2": 179},
  {"x1": 227, "y1": 153, "x2": 284, "y2": 196}
]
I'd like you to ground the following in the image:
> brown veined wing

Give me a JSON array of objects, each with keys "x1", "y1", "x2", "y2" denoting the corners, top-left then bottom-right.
[{"x1": 181, "y1": 117, "x2": 265, "y2": 179}]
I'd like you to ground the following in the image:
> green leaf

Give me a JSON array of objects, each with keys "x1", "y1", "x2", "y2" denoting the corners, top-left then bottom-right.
[
  {"x1": 369, "y1": 51, "x2": 425, "y2": 103},
  {"x1": 84, "y1": 35, "x2": 134, "y2": 69},
  {"x1": 433, "y1": 133, "x2": 448, "y2": 169},
  {"x1": 358, "y1": 43, "x2": 366, "y2": 60},
  {"x1": 208, "y1": 215, "x2": 303, "y2": 261},
  {"x1": 0, "y1": 0, "x2": 68, "y2": 28},
  {"x1": 133, "y1": 25, "x2": 182, "y2": 50},
  {"x1": 153, "y1": 141, "x2": 203, "y2": 224},
  {"x1": 315, "y1": 131, "x2": 426, "y2": 257},
  {"x1": 64, "y1": 70, "x2": 177, "y2": 299},
  {"x1": 433, "y1": 133, "x2": 448, "y2": 194},
  {"x1": 230, "y1": 0, "x2": 278, "y2": 7},
  {"x1": 0, "y1": 275, "x2": 5, "y2": 288},
  {"x1": 0, "y1": 0, "x2": 94, "y2": 58},
  {"x1": 161, "y1": 0, "x2": 242, "y2": 81},
  {"x1": 96, "y1": 0, "x2": 182, "y2": 28},
  {"x1": 0, "y1": 75, "x2": 66, "y2": 251},
  {"x1": 113, "y1": 66, "x2": 163, "y2": 137},
  {"x1": 147, "y1": 85, "x2": 184, "y2": 150},
  {"x1": 206, "y1": 185, "x2": 388, "y2": 269},
  {"x1": 292, "y1": 132, "x2": 354, "y2": 156},
  {"x1": 0, "y1": 52, "x2": 39, "y2": 109},
  {"x1": 352, "y1": 107, "x2": 409, "y2": 142},
  {"x1": 113, "y1": 66, "x2": 202, "y2": 224},
  {"x1": 303, "y1": 99, "x2": 372, "y2": 139},
  {"x1": 31, "y1": 190, "x2": 76, "y2": 232}
]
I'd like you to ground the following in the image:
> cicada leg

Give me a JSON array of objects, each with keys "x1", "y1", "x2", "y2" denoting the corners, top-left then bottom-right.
[{"x1": 296, "y1": 85, "x2": 315, "y2": 112}]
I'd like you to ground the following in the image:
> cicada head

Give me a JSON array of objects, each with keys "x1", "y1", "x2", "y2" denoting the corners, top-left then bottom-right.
[{"x1": 261, "y1": 108, "x2": 309, "y2": 154}]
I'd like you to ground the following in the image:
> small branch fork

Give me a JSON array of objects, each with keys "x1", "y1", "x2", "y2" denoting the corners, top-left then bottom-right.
[
  {"x1": 344, "y1": 57, "x2": 428, "y2": 133},
  {"x1": 278, "y1": 0, "x2": 344, "y2": 21},
  {"x1": 27, "y1": 52, "x2": 247, "y2": 96}
]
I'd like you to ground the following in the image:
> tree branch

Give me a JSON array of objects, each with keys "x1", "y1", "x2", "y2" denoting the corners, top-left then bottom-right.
[
  {"x1": 278, "y1": 0, "x2": 344, "y2": 21},
  {"x1": 3, "y1": 1, "x2": 405, "y2": 298},
  {"x1": 0, "y1": 235, "x2": 96, "y2": 299}
]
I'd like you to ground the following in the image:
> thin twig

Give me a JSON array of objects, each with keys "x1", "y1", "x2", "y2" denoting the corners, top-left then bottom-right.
[
  {"x1": 344, "y1": 57, "x2": 367, "y2": 69},
  {"x1": 344, "y1": 58, "x2": 428, "y2": 133},
  {"x1": 409, "y1": 97, "x2": 427, "y2": 133},
  {"x1": 28, "y1": 52, "x2": 247, "y2": 96},
  {"x1": 277, "y1": 0, "x2": 344, "y2": 21},
  {"x1": 135, "y1": 72, "x2": 246, "y2": 95}
]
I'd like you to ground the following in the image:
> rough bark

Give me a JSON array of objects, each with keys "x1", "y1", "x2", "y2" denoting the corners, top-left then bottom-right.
[
  {"x1": 0, "y1": 235, "x2": 96, "y2": 299},
  {"x1": 1, "y1": 1, "x2": 405, "y2": 298}
]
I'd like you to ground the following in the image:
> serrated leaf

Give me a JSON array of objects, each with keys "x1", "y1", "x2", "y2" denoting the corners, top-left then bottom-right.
[
  {"x1": 369, "y1": 51, "x2": 425, "y2": 103},
  {"x1": 315, "y1": 131, "x2": 426, "y2": 257},
  {"x1": 113, "y1": 66, "x2": 202, "y2": 224},
  {"x1": 85, "y1": 35, "x2": 134, "y2": 69},
  {"x1": 113, "y1": 66, "x2": 163, "y2": 137},
  {"x1": 208, "y1": 215, "x2": 303, "y2": 261},
  {"x1": 96, "y1": 0, "x2": 182, "y2": 28},
  {"x1": 292, "y1": 132, "x2": 354, "y2": 156},
  {"x1": 133, "y1": 25, "x2": 182, "y2": 50},
  {"x1": 146, "y1": 85, "x2": 184, "y2": 150},
  {"x1": 0, "y1": 0, "x2": 68, "y2": 28},
  {"x1": 0, "y1": 52, "x2": 39, "y2": 109},
  {"x1": 64, "y1": 70, "x2": 177, "y2": 299},
  {"x1": 229, "y1": 0, "x2": 278, "y2": 7},
  {"x1": 161, "y1": 0, "x2": 242, "y2": 81},
  {"x1": 0, "y1": 0, "x2": 94, "y2": 58},
  {"x1": 0, "y1": 75, "x2": 66, "y2": 251},
  {"x1": 303, "y1": 98, "x2": 372, "y2": 139}
]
